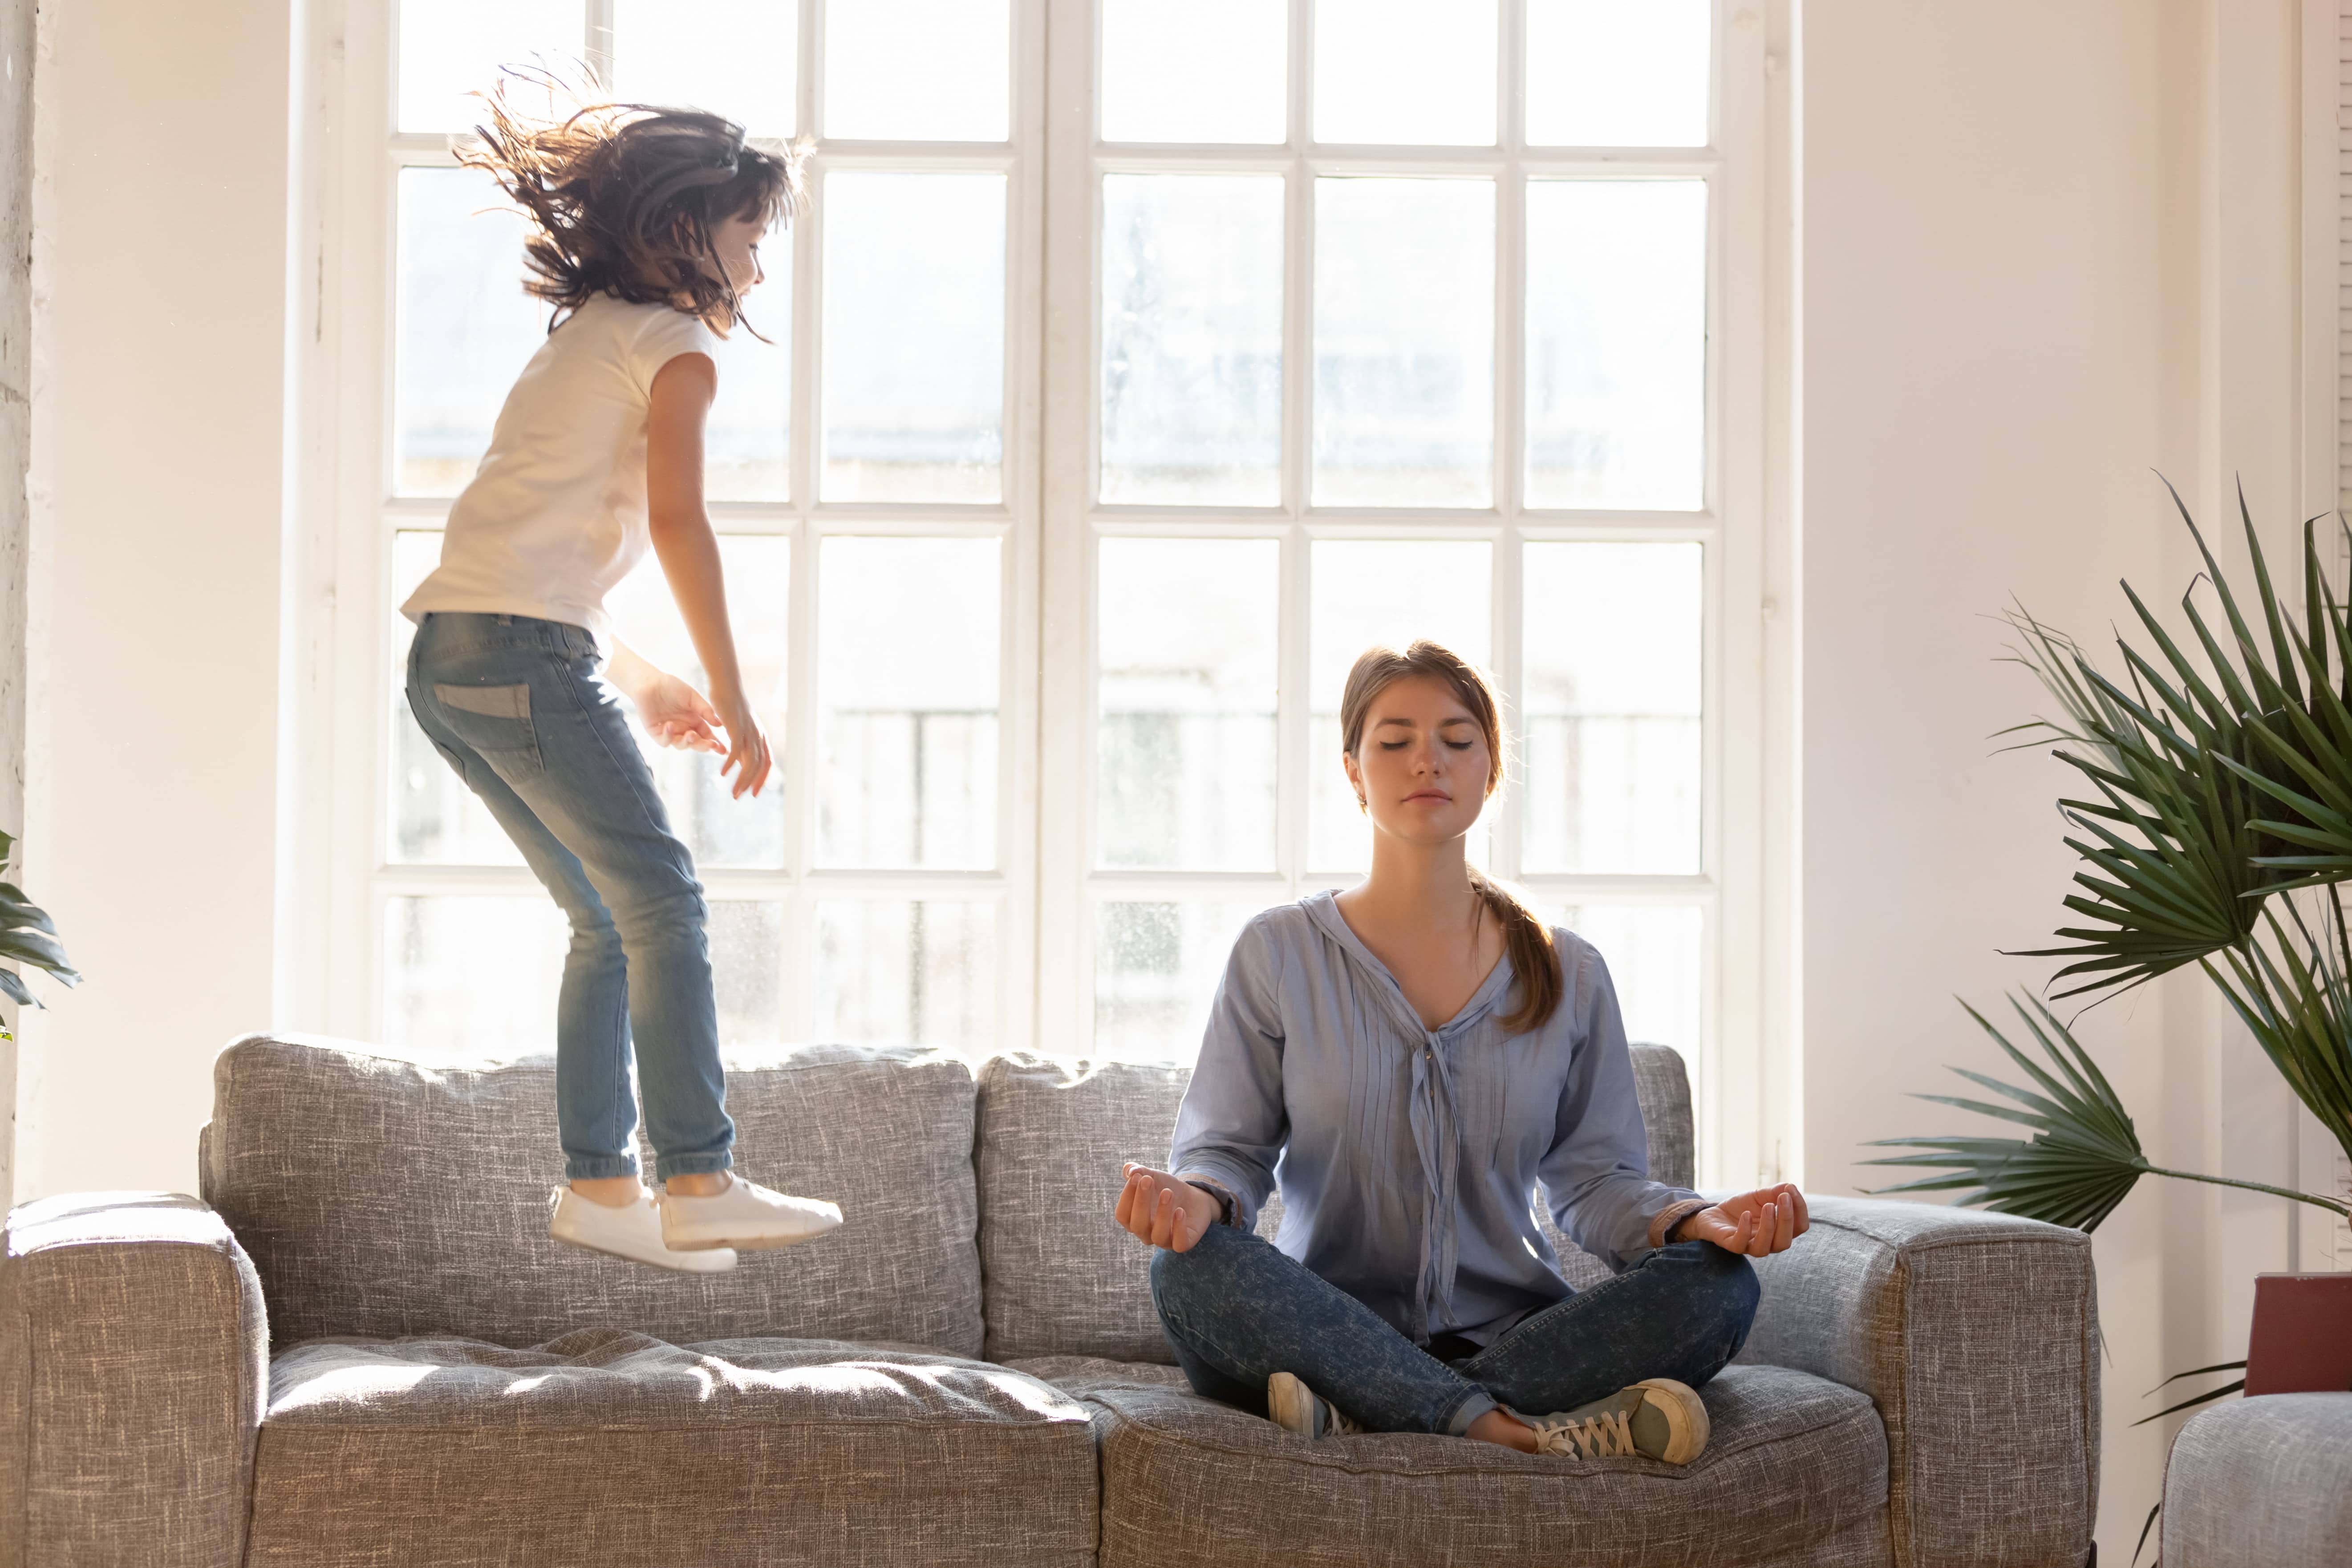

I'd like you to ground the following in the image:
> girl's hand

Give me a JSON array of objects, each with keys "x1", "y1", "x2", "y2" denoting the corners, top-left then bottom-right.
[
  {"x1": 1678, "y1": 1183, "x2": 1809, "y2": 1257},
  {"x1": 714, "y1": 697, "x2": 773, "y2": 799},
  {"x1": 1115, "y1": 1162, "x2": 1221, "y2": 1253},
  {"x1": 637, "y1": 672, "x2": 726, "y2": 755}
]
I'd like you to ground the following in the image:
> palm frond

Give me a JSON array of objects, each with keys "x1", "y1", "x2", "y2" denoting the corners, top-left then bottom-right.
[
  {"x1": 1861, "y1": 996, "x2": 2150, "y2": 1232},
  {"x1": 0, "y1": 832, "x2": 75, "y2": 1007}
]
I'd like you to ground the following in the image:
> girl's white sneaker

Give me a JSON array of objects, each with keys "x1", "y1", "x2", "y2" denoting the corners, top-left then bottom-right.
[
  {"x1": 657, "y1": 1174, "x2": 843, "y2": 1252},
  {"x1": 547, "y1": 1185, "x2": 739, "y2": 1273}
]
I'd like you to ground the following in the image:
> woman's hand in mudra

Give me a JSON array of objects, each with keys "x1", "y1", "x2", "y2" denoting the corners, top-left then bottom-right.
[
  {"x1": 1680, "y1": 1182, "x2": 1810, "y2": 1257},
  {"x1": 1115, "y1": 1163, "x2": 1222, "y2": 1253}
]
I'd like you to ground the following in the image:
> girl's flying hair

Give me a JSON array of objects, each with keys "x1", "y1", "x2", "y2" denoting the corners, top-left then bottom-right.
[
  {"x1": 460, "y1": 68, "x2": 806, "y2": 335},
  {"x1": 1338, "y1": 639, "x2": 1564, "y2": 1035}
]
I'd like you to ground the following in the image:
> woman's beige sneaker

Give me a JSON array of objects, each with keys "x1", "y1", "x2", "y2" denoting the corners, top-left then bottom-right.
[
  {"x1": 657, "y1": 1173, "x2": 843, "y2": 1252},
  {"x1": 1266, "y1": 1371, "x2": 1363, "y2": 1440},
  {"x1": 1528, "y1": 1378, "x2": 1710, "y2": 1464},
  {"x1": 547, "y1": 1185, "x2": 739, "y2": 1273}
]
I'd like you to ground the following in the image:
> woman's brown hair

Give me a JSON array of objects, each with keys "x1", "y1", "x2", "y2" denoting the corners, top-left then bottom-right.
[
  {"x1": 460, "y1": 69, "x2": 806, "y2": 335},
  {"x1": 1338, "y1": 640, "x2": 1564, "y2": 1034}
]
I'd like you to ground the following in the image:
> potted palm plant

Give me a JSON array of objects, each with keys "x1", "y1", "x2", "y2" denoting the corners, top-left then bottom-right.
[
  {"x1": 0, "y1": 828, "x2": 78, "y2": 1029},
  {"x1": 1868, "y1": 485, "x2": 2352, "y2": 1434}
]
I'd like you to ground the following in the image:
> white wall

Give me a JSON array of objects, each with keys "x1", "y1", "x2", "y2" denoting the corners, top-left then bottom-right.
[
  {"x1": 18, "y1": 0, "x2": 289, "y2": 1199},
  {"x1": 1800, "y1": 0, "x2": 2319, "y2": 1550}
]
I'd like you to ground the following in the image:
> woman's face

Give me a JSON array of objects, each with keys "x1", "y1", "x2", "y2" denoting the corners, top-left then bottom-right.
[
  {"x1": 1344, "y1": 673, "x2": 1493, "y2": 847},
  {"x1": 710, "y1": 209, "x2": 770, "y2": 294}
]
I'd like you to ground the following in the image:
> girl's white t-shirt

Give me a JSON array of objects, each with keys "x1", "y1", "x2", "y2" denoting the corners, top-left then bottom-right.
[{"x1": 400, "y1": 292, "x2": 720, "y2": 645}]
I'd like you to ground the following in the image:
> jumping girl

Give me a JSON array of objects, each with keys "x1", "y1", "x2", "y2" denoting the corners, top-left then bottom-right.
[
  {"x1": 401, "y1": 82, "x2": 842, "y2": 1272},
  {"x1": 1114, "y1": 640, "x2": 1805, "y2": 1462}
]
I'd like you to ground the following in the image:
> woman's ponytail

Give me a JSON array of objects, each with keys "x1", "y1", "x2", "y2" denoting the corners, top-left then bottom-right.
[
  {"x1": 1339, "y1": 638, "x2": 1566, "y2": 1035},
  {"x1": 1469, "y1": 867, "x2": 1563, "y2": 1034}
]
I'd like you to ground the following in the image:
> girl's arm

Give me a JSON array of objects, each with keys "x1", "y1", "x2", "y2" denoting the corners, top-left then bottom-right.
[
  {"x1": 645, "y1": 351, "x2": 771, "y2": 798},
  {"x1": 606, "y1": 636, "x2": 723, "y2": 755}
]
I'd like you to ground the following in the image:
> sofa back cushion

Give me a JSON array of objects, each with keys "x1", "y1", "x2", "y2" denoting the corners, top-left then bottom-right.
[
  {"x1": 203, "y1": 1034, "x2": 984, "y2": 1354},
  {"x1": 973, "y1": 1043, "x2": 1695, "y2": 1362}
]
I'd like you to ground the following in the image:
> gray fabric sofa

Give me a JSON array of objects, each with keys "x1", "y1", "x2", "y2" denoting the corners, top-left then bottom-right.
[
  {"x1": 2159, "y1": 1393, "x2": 2352, "y2": 1565},
  {"x1": 0, "y1": 1033, "x2": 2100, "y2": 1567}
]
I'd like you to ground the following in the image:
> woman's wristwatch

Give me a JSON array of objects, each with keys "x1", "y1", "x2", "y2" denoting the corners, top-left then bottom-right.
[{"x1": 1184, "y1": 1178, "x2": 1241, "y2": 1228}]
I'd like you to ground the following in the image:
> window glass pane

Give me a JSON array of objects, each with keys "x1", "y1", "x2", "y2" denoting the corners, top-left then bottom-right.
[
  {"x1": 385, "y1": 895, "x2": 565, "y2": 1054},
  {"x1": 604, "y1": 535, "x2": 792, "y2": 868},
  {"x1": 1314, "y1": 0, "x2": 1496, "y2": 145},
  {"x1": 1522, "y1": 542, "x2": 1701, "y2": 873},
  {"x1": 1094, "y1": 899, "x2": 1263, "y2": 1062},
  {"x1": 710, "y1": 899, "x2": 789, "y2": 1045},
  {"x1": 1101, "y1": 0, "x2": 1285, "y2": 144},
  {"x1": 385, "y1": 895, "x2": 786, "y2": 1054},
  {"x1": 611, "y1": 0, "x2": 796, "y2": 134},
  {"x1": 821, "y1": 172, "x2": 1006, "y2": 502},
  {"x1": 1525, "y1": 180, "x2": 1707, "y2": 510},
  {"x1": 1098, "y1": 539, "x2": 1279, "y2": 870},
  {"x1": 706, "y1": 296, "x2": 792, "y2": 501},
  {"x1": 1313, "y1": 178, "x2": 1494, "y2": 508},
  {"x1": 1100, "y1": 174, "x2": 1283, "y2": 506},
  {"x1": 1545, "y1": 902, "x2": 1703, "y2": 1057},
  {"x1": 1307, "y1": 539, "x2": 1492, "y2": 870},
  {"x1": 823, "y1": 0, "x2": 1008, "y2": 140},
  {"x1": 389, "y1": 531, "x2": 524, "y2": 865},
  {"x1": 398, "y1": 0, "x2": 580, "y2": 133},
  {"x1": 394, "y1": 167, "x2": 550, "y2": 497},
  {"x1": 1526, "y1": 0, "x2": 1709, "y2": 147},
  {"x1": 814, "y1": 899, "x2": 997, "y2": 1046},
  {"x1": 818, "y1": 536, "x2": 1000, "y2": 868}
]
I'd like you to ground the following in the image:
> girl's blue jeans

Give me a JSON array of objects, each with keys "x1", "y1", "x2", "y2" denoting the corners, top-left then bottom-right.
[
  {"x1": 405, "y1": 611, "x2": 735, "y2": 1183},
  {"x1": 1149, "y1": 1223, "x2": 1759, "y2": 1434}
]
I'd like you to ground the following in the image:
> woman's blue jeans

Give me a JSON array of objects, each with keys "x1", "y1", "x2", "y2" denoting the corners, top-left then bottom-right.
[
  {"x1": 1149, "y1": 1223, "x2": 1759, "y2": 1434},
  {"x1": 405, "y1": 611, "x2": 734, "y2": 1183}
]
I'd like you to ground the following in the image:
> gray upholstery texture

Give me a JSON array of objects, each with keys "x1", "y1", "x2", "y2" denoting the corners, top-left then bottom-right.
[
  {"x1": 2161, "y1": 1394, "x2": 2352, "y2": 1568},
  {"x1": 1740, "y1": 1195, "x2": 2099, "y2": 1568},
  {"x1": 974, "y1": 1042, "x2": 1695, "y2": 1361},
  {"x1": 0, "y1": 1191, "x2": 268, "y2": 1568},
  {"x1": 202, "y1": 1033, "x2": 985, "y2": 1355},
  {"x1": 1050, "y1": 1359, "x2": 1887, "y2": 1568},
  {"x1": 248, "y1": 1328, "x2": 1098, "y2": 1566}
]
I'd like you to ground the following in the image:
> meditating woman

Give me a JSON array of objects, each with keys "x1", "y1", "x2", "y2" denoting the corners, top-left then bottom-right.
[{"x1": 1112, "y1": 640, "x2": 1806, "y2": 1463}]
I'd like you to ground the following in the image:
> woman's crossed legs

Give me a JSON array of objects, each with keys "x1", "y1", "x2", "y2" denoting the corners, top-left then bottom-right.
[{"x1": 1148, "y1": 1222, "x2": 1759, "y2": 1437}]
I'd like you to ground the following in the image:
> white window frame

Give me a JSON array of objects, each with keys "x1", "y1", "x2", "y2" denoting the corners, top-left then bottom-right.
[
  {"x1": 1037, "y1": 0, "x2": 1783, "y2": 1187},
  {"x1": 287, "y1": 0, "x2": 1791, "y2": 1188}
]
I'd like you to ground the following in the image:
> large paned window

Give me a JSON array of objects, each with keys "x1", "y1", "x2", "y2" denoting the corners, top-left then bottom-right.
[{"x1": 334, "y1": 0, "x2": 1768, "y2": 1179}]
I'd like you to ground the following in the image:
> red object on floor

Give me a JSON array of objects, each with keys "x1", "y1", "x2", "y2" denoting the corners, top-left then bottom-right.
[{"x1": 2244, "y1": 1273, "x2": 2352, "y2": 1395}]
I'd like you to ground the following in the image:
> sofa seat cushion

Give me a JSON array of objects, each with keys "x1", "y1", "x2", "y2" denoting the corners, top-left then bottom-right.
[
  {"x1": 247, "y1": 1329, "x2": 1098, "y2": 1567},
  {"x1": 1040, "y1": 1361, "x2": 1887, "y2": 1568},
  {"x1": 204, "y1": 1035, "x2": 984, "y2": 1355}
]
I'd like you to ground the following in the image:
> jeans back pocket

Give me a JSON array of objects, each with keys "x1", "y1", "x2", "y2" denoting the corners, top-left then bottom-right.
[{"x1": 432, "y1": 682, "x2": 544, "y2": 779}]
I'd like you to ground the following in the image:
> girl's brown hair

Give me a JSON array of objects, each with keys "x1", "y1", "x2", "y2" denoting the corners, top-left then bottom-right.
[
  {"x1": 461, "y1": 70, "x2": 806, "y2": 335},
  {"x1": 1338, "y1": 640, "x2": 1564, "y2": 1034}
]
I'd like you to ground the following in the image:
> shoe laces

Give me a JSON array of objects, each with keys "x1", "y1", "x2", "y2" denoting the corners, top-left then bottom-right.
[
  {"x1": 1532, "y1": 1407, "x2": 1635, "y2": 1459},
  {"x1": 1323, "y1": 1400, "x2": 1363, "y2": 1438}
]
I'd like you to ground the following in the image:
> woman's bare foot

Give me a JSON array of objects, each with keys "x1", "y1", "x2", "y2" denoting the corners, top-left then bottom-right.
[
  {"x1": 570, "y1": 1175, "x2": 646, "y2": 1209},
  {"x1": 664, "y1": 1171, "x2": 730, "y2": 1198},
  {"x1": 1465, "y1": 1408, "x2": 1539, "y2": 1452}
]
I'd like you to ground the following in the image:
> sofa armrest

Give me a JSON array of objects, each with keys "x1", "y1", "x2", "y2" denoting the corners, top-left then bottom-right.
[
  {"x1": 0, "y1": 1192, "x2": 268, "y2": 1568},
  {"x1": 1738, "y1": 1195, "x2": 2098, "y2": 1568},
  {"x1": 2161, "y1": 1394, "x2": 2352, "y2": 1566}
]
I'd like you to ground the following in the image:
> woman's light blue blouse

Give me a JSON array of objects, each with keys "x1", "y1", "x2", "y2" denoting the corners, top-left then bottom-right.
[{"x1": 1168, "y1": 891, "x2": 1700, "y2": 1348}]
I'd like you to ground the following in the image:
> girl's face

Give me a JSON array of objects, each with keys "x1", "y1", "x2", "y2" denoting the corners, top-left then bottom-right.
[
  {"x1": 1343, "y1": 674, "x2": 1494, "y2": 848},
  {"x1": 710, "y1": 208, "x2": 770, "y2": 295}
]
